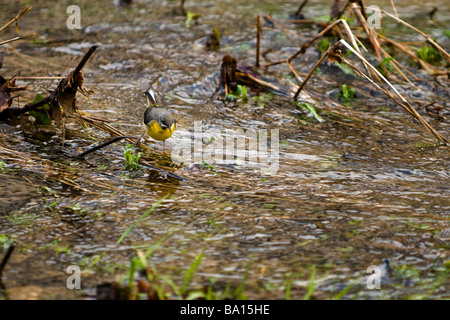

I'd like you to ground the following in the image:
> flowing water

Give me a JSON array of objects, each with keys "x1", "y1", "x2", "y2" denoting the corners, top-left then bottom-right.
[{"x1": 0, "y1": 0, "x2": 449, "y2": 299}]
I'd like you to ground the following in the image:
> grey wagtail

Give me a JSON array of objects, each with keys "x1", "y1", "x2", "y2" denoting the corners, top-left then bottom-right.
[{"x1": 136, "y1": 90, "x2": 176, "y2": 152}]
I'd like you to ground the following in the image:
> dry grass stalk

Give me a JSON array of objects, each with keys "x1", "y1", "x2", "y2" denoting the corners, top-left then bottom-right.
[
  {"x1": 378, "y1": 34, "x2": 437, "y2": 73},
  {"x1": 351, "y1": 3, "x2": 382, "y2": 60},
  {"x1": 0, "y1": 7, "x2": 32, "y2": 33},
  {"x1": 0, "y1": 33, "x2": 36, "y2": 46},
  {"x1": 256, "y1": 15, "x2": 261, "y2": 68},
  {"x1": 294, "y1": 0, "x2": 309, "y2": 17},
  {"x1": 390, "y1": 0, "x2": 399, "y2": 20},
  {"x1": 263, "y1": 18, "x2": 361, "y2": 69},
  {"x1": 335, "y1": 39, "x2": 447, "y2": 143},
  {"x1": 377, "y1": 8, "x2": 450, "y2": 64},
  {"x1": 293, "y1": 51, "x2": 328, "y2": 100}
]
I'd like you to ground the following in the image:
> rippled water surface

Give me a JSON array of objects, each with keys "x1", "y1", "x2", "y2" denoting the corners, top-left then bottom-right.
[{"x1": 0, "y1": 0, "x2": 449, "y2": 299}]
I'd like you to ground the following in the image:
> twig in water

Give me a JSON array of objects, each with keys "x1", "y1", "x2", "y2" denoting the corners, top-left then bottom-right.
[
  {"x1": 76, "y1": 136, "x2": 139, "y2": 158},
  {"x1": 255, "y1": 15, "x2": 261, "y2": 68},
  {"x1": 16, "y1": 76, "x2": 65, "y2": 80},
  {"x1": 0, "y1": 33, "x2": 36, "y2": 46},
  {"x1": 293, "y1": 51, "x2": 328, "y2": 99},
  {"x1": 294, "y1": 0, "x2": 309, "y2": 17},
  {"x1": 0, "y1": 245, "x2": 14, "y2": 281}
]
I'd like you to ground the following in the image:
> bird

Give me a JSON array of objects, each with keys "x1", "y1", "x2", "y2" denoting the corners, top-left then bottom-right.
[{"x1": 137, "y1": 90, "x2": 176, "y2": 152}]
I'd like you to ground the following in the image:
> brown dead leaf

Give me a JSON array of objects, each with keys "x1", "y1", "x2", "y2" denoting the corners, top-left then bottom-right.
[{"x1": 0, "y1": 75, "x2": 26, "y2": 113}]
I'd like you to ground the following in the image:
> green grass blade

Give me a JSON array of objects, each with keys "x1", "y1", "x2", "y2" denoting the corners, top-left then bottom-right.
[
  {"x1": 117, "y1": 194, "x2": 169, "y2": 244},
  {"x1": 144, "y1": 228, "x2": 178, "y2": 259},
  {"x1": 302, "y1": 267, "x2": 316, "y2": 300},
  {"x1": 331, "y1": 280, "x2": 356, "y2": 300},
  {"x1": 234, "y1": 255, "x2": 254, "y2": 300},
  {"x1": 294, "y1": 101, "x2": 324, "y2": 123},
  {"x1": 285, "y1": 275, "x2": 292, "y2": 300},
  {"x1": 128, "y1": 258, "x2": 137, "y2": 293},
  {"x1": 180, "y1": 250, "x2": 205, "y2": 296}
]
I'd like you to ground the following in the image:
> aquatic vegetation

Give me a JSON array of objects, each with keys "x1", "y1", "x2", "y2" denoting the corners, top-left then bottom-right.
[
  {"x1": 185, "y1": 11, "x2": 198, "y2": 28},
  {"x1": 117, "y1": 195, "x2": 169, "y2": 244},
  {"x1": 123, "y1": 145, "x2": 141, "y2": 171},
  {"x1": 317, "y1": 38, "x2": 331, "y2": 54},
  {"x1": 0, "y1": 235, "x2": 13, "y2": 248},
  {"x1": 339, "y1": 84, "x2": 355, "y2": 103},
  {"x1": 416, "y1": 45, "x2": 443, "y2": 65},
  {"x1": 28, "y1": 93, "x2": 51, "y2": 125},
  {"x1": 294, "y1": 101, "x2": 324, "y2": 122},
  {"x1": 226, "y1": 84, "x2": 248, "y2": 102}
]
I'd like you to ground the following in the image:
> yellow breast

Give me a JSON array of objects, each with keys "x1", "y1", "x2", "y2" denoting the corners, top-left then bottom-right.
[{"x1": 144, "y1": 120, "x2": 175, "y2": 141}]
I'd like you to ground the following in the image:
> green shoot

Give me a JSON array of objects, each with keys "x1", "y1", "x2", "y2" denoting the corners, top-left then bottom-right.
[
  {"x1": 303, "y1": 266, "x2": 316, "y2": 300},
  {"x1": 117, "y1": 194, "x2": 169, "y2": 244},
  {"x1": 124, "y1": 145, "x2": 141, "y2": 171},
  {"x1": 226, "y1": 84, "x2": 248, "y2": 102},
  {"x1": 234, "y1": 255, "x2": 253, "y2": 300},
  {"x1": 317, "y1": 37, "x2": 331, "y2": 54},
  {"x1": 294, "y1": 101, "x2": 324, "y2": 123},
  {"x1": 339, "y1": 84, "x2": 355, "y2": 103},
  {"x1": 180, "y1": 250, "x2": 205, "y2": 296},
  {"x1": 185, "y1": 11, "x2": 197, "y2": 28},
  {"x1": 28, "y1": 93, "x2": 52, "y2": 125},
  {"x1": 416, "y1": 45, "x2": 442, "y2": 64},
  {"x1": 285, "y1": 274, "x2": 292, "y2": 300}
]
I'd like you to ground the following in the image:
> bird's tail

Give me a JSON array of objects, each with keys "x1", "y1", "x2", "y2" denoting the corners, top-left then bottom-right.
[{"x1": 144, "y1": 90, "x2": 158, "y2": 107}]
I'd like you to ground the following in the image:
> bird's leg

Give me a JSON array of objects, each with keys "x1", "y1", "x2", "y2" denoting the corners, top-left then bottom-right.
[
  {"x1": 134, "y1": 132, "x2": 146, "y2": 146},
  {"x1": 163, "y1": 140, "x2": 166, "y2": 153}
]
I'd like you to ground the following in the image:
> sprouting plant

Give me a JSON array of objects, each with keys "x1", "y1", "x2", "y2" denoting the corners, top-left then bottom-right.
[
  {"x1": 416, "y1": 45, "x2": 442, "y2": 64},
  {"x1": 294, "y1": 101, "x2": 324, "y2": 123},
  {"x1": 0, "y1": 161, "x2": 18, "y2": 173},
  {"x1": 180, "y1": 250, "x2": 205, "y2": 297},
  {"x1": 339, "y1": 84, "x2": 355, "y2": 102},
  {"x1": 201, "y1": 161, "x2": 215, "y2": 171},
  {"x1": 234, "y1": 255, "x2": 253, "y2": 300},
  {"x1": 285, "y1": 274, "x2": 292, "y2": 300},
  {"x1": 40, "y1": 186, "x2": 55, "y2": 196},
  {"x1": 377, "y1": 56, "x2": 395, "y2": 75},
  {"x1": 206, "y1": 27, "x2": 220, "y2": 51},
  {"x1": 226, "y1": 84, "x2": 248, "y2": 102},
  {"x1": 185, "y1": 11, "x2": 197, "y2": 28},
  {"x1": 28, "y1": 93, "x2": 51, "y2": 125},
  {"x1": 317, "y1": 37, "x2": 331, "y2": 54},
  {"x1": 0, "y1": 161, "x2": 6, "y2": 173},
  {"x1": 302, "y1": 266, "x2": 316, "y2": 300},
  {"x1": 117, "y1": 195, "x2": 169, "y2": 244},
  {"x1": 123, "y1": 145, "x2": 141, "y2": 171},
  {"x1": 251, "y1": 92, "x2": 273, "y2": 108},
  {"x1": 55, "y1": 242, "x2": 70, "y2": 256},
  {"x1": 330, "y1": 279, "x2": 357, "y2": 300},
  {"x1": 0, "y1": 234, "x2": 14, "y2": 248}
]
